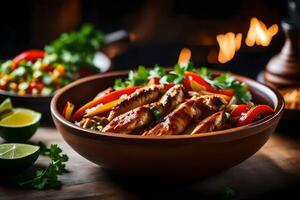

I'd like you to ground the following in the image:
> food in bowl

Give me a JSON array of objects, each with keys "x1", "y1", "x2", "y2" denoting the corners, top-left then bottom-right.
[
  {"x1": 62, "y1": 49, "x2": 274, "y2": 136},
  {"x1": 0, "y1": 24, "x2": 104, "y2": 95},
  {"x1": 51, "y1": 57, "x2": 283, "y2": 178}
]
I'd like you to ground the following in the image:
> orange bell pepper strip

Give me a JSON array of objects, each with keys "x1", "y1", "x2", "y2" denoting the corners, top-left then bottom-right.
[
  {"x1": 84, "y1": 99, "x2": 121, "y2": 117},
  {"x1": 71, "y1": 86, "x2": 141, "y2": 122},
  {"x1": 62, "y1": 101, "x2": 75, "y2": 121}
]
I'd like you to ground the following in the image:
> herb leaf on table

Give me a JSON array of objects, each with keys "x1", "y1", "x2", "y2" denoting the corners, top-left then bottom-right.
[{"x1": 15, "y1": 143, "x2": 68, "y2": 190}]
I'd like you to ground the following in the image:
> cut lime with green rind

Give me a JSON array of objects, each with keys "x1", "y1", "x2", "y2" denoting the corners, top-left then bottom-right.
[
  {"x1": 0, "y1": 143, "x2": 40, "y2": 175},
  {"x1": 0, "y1": 108, "x2": 41, "y2": 142},
  {"x1": 0, "y1": 98, "x2": 13, "y2": 120}
]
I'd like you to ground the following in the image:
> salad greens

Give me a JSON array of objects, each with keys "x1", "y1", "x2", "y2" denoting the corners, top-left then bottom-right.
[
  {"x1": 0, "y1": 24, "x2": 104, "y2": 95},
  {"x1": 15, "y1": 143, "x2": 68, "y2": 190},
  {"x1": 45, "y1": 24, "x2": 104, "y2": 68},
  {"x1": 114, "y1": 63, "x2": 251, "y2": 104}
]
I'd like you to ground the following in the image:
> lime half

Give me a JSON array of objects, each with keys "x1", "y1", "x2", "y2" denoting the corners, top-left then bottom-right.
[
  {"x1": 0, "y1": 108, "x2": 41, "y2": 142},
  {"x1": 0, "y1": 143, "x2": 40, "y2": 174}
]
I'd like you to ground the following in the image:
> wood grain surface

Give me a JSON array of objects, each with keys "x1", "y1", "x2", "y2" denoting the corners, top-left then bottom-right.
[{"x1": 1, "y1": 123, "x2": 300, "y2": 200}]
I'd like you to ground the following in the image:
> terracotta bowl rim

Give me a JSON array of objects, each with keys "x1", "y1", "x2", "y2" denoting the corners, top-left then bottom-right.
[{"x1": 50, "y1": 70, "x2": 285, "y2": 141}]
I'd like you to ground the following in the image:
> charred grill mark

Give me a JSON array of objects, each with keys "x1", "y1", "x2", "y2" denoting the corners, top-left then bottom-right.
[
  {"x1": 190, "y1": 111, "x2": 226, "y2": 134},
  {"x1": 194, "y1": 94, "x2": 228, "y2": 119},
  {"x1": 108, "y1": 85, "x2": 165, "y2": 121},
  {"x1": 103, "y1": 85, "x2": 185, "y2": 135},
  {"x1": 143, "y1": 95, "x2": 228, "y2": 136},
  {"x1": 156, "y1": 84, "x2": 185, "y2": 115},
  {"x1": 143, "y1": 99, "x2": 198, "y2": 136},
  {"x1": 103, "y1": 106, "x2": 154, "y2": 134}
]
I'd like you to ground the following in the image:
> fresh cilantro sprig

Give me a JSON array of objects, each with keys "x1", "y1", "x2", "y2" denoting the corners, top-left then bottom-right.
[
  {"x1": 113, "y1": 62, "x2": 194, "y2": 89},
  {"x1": 113, "y1": 63, "x2": 252, "y2": 104},
  {"x1": 15, "y1": 143, "x2": 68, "y2": 190},
  {"x1": 210, "y1": 73, "x2": 252, "y2": 104},
  {"x1": 114, "y1": 65, "x2": 150, "y2": 89}
]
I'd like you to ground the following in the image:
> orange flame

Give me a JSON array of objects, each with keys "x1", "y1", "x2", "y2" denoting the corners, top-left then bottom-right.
[
  {"x1": 178, "y1": 48, "x2": 191, "y2": 66},
  {"x1": 245, "y1": 17, "x2": 278, "y2": 47},
  {"x1": 216, "y1": 32, "x2": 242, "y2": 63}
]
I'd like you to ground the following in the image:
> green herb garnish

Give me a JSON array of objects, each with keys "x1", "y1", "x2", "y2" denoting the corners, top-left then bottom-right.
[
  {"x1": 210, "y1": 72, "x2": 251, "y2": 104},
  {"x1": 150, "y1": 106, "x2": 164, "y2": 122},
  {"x1": 15, "y1": 143, "x2": 68, "y2": 190},
  {"x1": 113, "y1": 63, "x2": 252, "y2": 104},
  {"x1": 114, "y1": 65, "x2": 150, "y2": 89}
]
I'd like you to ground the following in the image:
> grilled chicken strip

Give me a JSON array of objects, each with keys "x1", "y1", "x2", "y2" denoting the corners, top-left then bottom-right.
[
  {"x1": 103, "y1": 106, "x2": 154, "y2": 134},
  {"x1": 103, "y1": 85, "x2": 185, "y2": 134},
  {"x1": 143, "y1": 95, "x2": 228, "y2": 136},
  {"x1": 153, "y1": 84, "x2": 185, "y2": 115},
  {"x1": 108, "y1": 85, "x2": 166, "y2": 121},
  {"x1": 143, "y1": 99, "x2": 198, "y2": 136},
  {"x1": 190, "y1": 111, "x2": 226, "y2": 134}
]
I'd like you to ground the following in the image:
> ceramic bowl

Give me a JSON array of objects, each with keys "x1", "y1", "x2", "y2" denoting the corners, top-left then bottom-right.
[{"x1": 51, "y1": 70, "x2": 284, "y2": 179}]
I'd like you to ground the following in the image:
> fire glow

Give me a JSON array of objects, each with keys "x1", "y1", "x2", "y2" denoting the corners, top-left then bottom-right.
[
  {"x1": 245, "y1": 17, "x2": 278, "y2": 47},
  {"x1": 178, "y1": 48, "x2": 191, "y2": 65},
  {"x1": 216, "y1": 17, "x2": 278, "y2": 63},
  {"x1": 216, "y1": 32, "x2": 242, "y2": 64}
]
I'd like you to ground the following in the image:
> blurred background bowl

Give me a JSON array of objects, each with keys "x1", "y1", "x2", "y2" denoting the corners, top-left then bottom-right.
[{"x1": 0, "y1": 30, "x2": 130, "y2": 125}]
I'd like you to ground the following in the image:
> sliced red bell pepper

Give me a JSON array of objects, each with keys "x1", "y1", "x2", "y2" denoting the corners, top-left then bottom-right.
[
  {"x1": 12, "y1": 50, "x2": 45, "y2": 68},
  {"x1": 62, "y1": 102, "x2": 75, "y2": 121},
  {"x1": 236, "y1": 105, "x2": 274, "y2": 127},
  {"x1": 147, "y1": 77, "x2": 160, "y2": 85},
  {"x1": 185, "y1": 72, "x2": 234, "y2": 98},
  {"x1": 214, "y1": 89, "x2": 234, "y2": 97},
  {"x1": 44, "y1": 66, "x2": 55, "y2": 72},
  {"x1": 185, "y1": 72, "x2": 214, "y2": 91},
  {"x1": 230, "y1": 104, "x2": 251, "y2": 117},
  {"x1": 71, "y1": 86, "x2": 141, "y2": 122},
  {"x1": 164, "y1": 83, "x2": 175, "y2": 90}
]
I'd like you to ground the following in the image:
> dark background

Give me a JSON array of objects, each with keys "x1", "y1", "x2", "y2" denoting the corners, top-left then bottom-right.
[{"x1": 0, "y1": 0, "x2": 288, "y2": 78}]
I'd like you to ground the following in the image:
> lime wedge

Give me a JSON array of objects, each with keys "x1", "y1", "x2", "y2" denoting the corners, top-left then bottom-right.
[
  {"x1": 0, "y1": 98, "x2": 13, "y2": 119},
  {"x1": 0, "y1": 108, "x2": 41, "y2": 127},
  {"x1": 0, "y1": 108, "x2": 41, "y2": 142},
  {"x1": 0, "y1": 143, "x2": 40, "y2": 175}
]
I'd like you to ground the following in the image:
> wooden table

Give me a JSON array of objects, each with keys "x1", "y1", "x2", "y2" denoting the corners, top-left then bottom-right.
[{"x1": 1, "y1": 123, "x2": 300, "y2": 200}]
